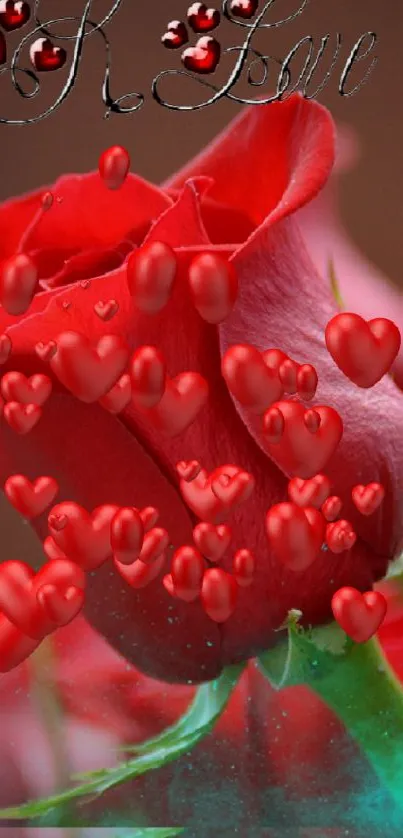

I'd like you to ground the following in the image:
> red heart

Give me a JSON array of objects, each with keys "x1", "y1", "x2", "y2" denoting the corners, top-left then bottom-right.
[
  {"x1": 180, "y1": 465, "x2": 253, "y2": 523},
  {"x1": 0, "y1": 0, "x2": 30, "y2": 31},
  {"x1": 233, "y1": 548, "x2": 255, "y2": 587},
  {"x1": 193, "y1": 522, "x2": 231, "y2": 561},
  {"x1": 1, "y1": 371, "x2": 52, "y2": 405},
  {"x1": 5, "y1": 474, "x2": 58, "y2": 519},
  {"x1": 51, "y1": 331, "x2": 129, "y2": 403},
  {"x1": 331, "y1": 587, "x2": 387, "y2": 643},
  {"x1": 111, "y1": 507, "x2": 145, "y2": 565},
  {"x1": 170, "y1": 545, "x2": 205, "y2": 602},
  {"x1": 326, "y1": 520, "x2": 356, "y2": 553},
  {"x1": 181, "y1": 36, "x2": 221, "y2": 74},
  {"x1": 176, "y1": 460, "x2": 201, "y2": 481},
  {"x1": 188, "y1": 252, "x2": 238, "y2": 324},
  {"x1": 201, "y1": 568, "x2": 238, "y2": 622},
  {"x1": 325, "y1": 313, "x2": 401, "y2": 388},
  {"x1": 187, "y1": 3, "x2": 220, "y2": 32},
  {"x1": 322, "y1": 495, "x2": 343, "y2": 522},
  {"x1": 36, "y1": 584, "x2": 84, "y2": 629},
  {"x1": 0, "y1": 333, "x2": 11, "y2": 363},
  {"x1": 98, "y1": 146, "x2": 130, "y2": 191},
  {"x1": 139, "y1": 506, "x2": 159, "y2": 531},
  {"x1": 99, "y1": 374, "x2": 132, "y2": 414},
  {"x1": 130, "y1": 345, "x2": 166, "y2": 409},
  {"x1": 210, "y1": 467, "x2": 255, "y2": 507},
  {"x1": 263, "y1": 400, "x2": 343, "y2": 478},
  {"x1": 0, "y1": 558, "x2": 85, "y2": 639},
  {"x1": 229, "y1": 0, "x2": 258, "y2": 18},
  {"x1": 0, "y1": 253, "x2": 37, "y2": 315},
  {"x1": 94, "y1": 299, "x2": 119, "y2": 321},
  {"x1": 126, "y1": 241, "x2": 177, "y2": 314},
  {"x1": 4, "y1": 402, "x2": 41, "y2": 434},
  {"x1": 222, "y1": 344, "x2": 284, "y2": 415},
  {"x1": 35, "y1": 340, "x2": 57, "y2": 362},
  {"x1": 145, "y1": 371, "x2": 208, "y2": 436},
  {"x1": 138, "y1": 528, "x2": 169, "y2": 565},
  {"x1": 48, "y1": 502, "x2": 119, "y2": 570},
  {"x1": 114, "y1": 552, "x2": 165, "y2": 589},
  {"x1": 30, "y1": 38, "x2": 67, "y2": 72},
  {"x1": 287, "y1": 474, "x2": 331, "y2": 509},
  {"x1": 352, "y1": 482, "x2": 385, "y2": 516},
  {"x1": 266, "y1": 502, "x2": 325, "y2": 572},
  {"x1": 162, "y1": 20, "x2": 188, "y2": 49},
  {"x1": 43, "y1": 535, "x2": 67, "y2": 561},
  {"x1": 0, "y1": 615, "x2": 39, "y2": 673}
]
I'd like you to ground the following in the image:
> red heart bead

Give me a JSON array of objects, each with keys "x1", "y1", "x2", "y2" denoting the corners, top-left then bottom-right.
[
  {"x1": 187, "y1": 3, "x2": 220, "y2": 32},
  {"x1": 126, "y1": 241, "x2": 177, "y2": 314},
  {"x1": 193, "y1": 522, "x2": 231, "y2": 562},
  {"x1": 263, "y1": 400, "x2": 343, "y2": 479},
  {"x1": 287, "y1": 474, "x2": 331, "y2": 509},
  {"x1": 1, "y1": 371, "x2": 52, "y2": 406},
  {"x1": 99, "y1": 374, "x2": 132, "y2": 414},
  {"x1": 98, "y1": 146, "x2": 130, "y2": 191},
  {"x1": 162, "y1": 20, "x2": 188, "y2": 49},
  {"x1": 229, "y1": 0, "x2": 258, "y2": 18},
  {"x1": 181, "y1": 35, "x2": 221, "y2": 74},
  {"x1": 4, "y1": 402, "x2": 41, "y2": 434},
  {"x1": 325, "y1": 313, "x2": 401, "y2": 388},
  {"x1": 266, "y1": 502, "x2": 325, "y2": 572},
  {"x1": 352, "y1": 482, "x2": 385, "y2": 516},
  {"x1": 331, "y1": 587, "x2": 387, "y2": 643},
  {"x1": 0, "y1": 0, "x2": 30, "y2": 31},
  {"x1": 51, "y1": 331, "x2": 129, "y2": 403},
  {"x1": 201, "y1": 568, "x2": 238, "y2": 622},
  {"x1": 48, "y1": 502, "x2": 119, "y2": 570},
  {"x1": 222, "y1": 344, "x2": 284, "y2": 415},
  {"x1": 30, "y1": 38, "x2": 67, "y2": 72},
  {"x1": 5, "y1": 474, "x2": 58, "y2": 519}
]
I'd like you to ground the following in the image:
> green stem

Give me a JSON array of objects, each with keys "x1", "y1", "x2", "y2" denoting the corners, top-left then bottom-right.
[
  {"x1": 307, "y1": 638, "x2": 403, "y2": 808},
  {"x1": 258, "y1": 620, "x2": 403, "y2": 812}
]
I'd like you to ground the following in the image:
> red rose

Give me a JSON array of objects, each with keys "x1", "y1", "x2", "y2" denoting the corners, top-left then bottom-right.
[{"x1": 0, "y1": 93, "x2": 402, "y2": 684}]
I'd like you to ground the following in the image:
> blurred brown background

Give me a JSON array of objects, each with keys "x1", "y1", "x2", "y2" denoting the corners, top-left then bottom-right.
[
  {"x1": 0, "y1": 0, "x2": 401, "y2": 556},
  {"x1": 0, "y1": 0, "x2": 401, "y2": 284}
]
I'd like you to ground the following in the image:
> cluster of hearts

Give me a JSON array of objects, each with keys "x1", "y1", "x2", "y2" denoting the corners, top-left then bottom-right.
[
  {"x1": 0, "y1": 145, "x2": 400, "y2": 675},
  {"x1": 0, "y1": 1, "x2": 67, "y2": 72},
  {"x1": 162, "y1": 1, "x2": 256, "y2": 76}
]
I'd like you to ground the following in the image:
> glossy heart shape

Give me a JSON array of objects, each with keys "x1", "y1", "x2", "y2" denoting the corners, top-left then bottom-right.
[
  {"x1": 233, "y1": 548, "x2": 255, "y2": 587},
  {"x1": 176, "y1": 459, "x2": 201, "y2": 481},
  {"x1": 35, "y1": 340, "x2": 57, "y2": 362},
  {"x1": 188, "y1": 252, "x2": 238, "y2": 324},
  {"x1": 180, "y1": 464, "x2": 253, "y2": 523},
  {"x1": 263, "y1": 400, "x2": 343, "y2": 478},
  {"x1": 0, "y1": 0, "x2": 30, "y2": 31},
  {"x1": 130, "y1": 345, "x2": 166, "y2": 409},
  {"x1": 48, "y1": 502, "x2": 119, "y2": 570},
  {"x1": 266, "y1": 502, "x2": 326, "y2": 572},
  {"x1": 138, "y1": 527, "x2": 169, "y2": 565},
  {"x1": 229, "y1": 0, "x2": 258, "y2": 18},
  {"x1": 145, "y1": 371, "x2": 208, "y2": 436},
  {"x1": 222, "y1": 344, "x2": 284, "y2": 414},
  {"x1": 114, "y1": 552, "x2": 165, "y2": 589},
  {"x1": 187, "y1": 3, "x2": 220, "y2": 33},
  {"x1": 331, "y1": 587, "x2": 387, "y2": 643},
  {"x1": 352, "y1": 482, "x2": 385, "y2": 516},
  {"x1": 4, "y1": 402, "x2": 41, "y2": 434},
  {"x1": 321, "y1": 495, "x2": 343, "y2": 522},
  {"x1": 94, "y1": 299, "x2": 119, "y2": 321},
  {"x1": 98, "y1": 146, "x2": 130, "y2": 191},
  {"x1": 181, "y1": 35, "x2": 221, "y2": 74},
  {"x1": 5, "y1": 474, "x2": 58, "y2": 519},
  {"x1": 99, "y1": 374, "x2": 132, "y2": 414},
  {"x1": 201, "y1": 568, "x2": 238, "y2": 622},
  {"x1": 0, "y1": 615, "x2": 39, "y2": 673},
  {"x1": 1, "y1": 371, "x2": 52, "y2": 405},
  {"x1": 171, "y1": 544, "x2": 206, "y2": 602},
  {"x1": 325, "y1": 313, "x2": 401, "y2": 388},
  {"x1": 126, "y1": 241, "x2": 177, "y2": 314},
  {"x1": 30, "y1": 38, "x2": 67, "y2": 72},
  {"x1": 0, "y1": 253, "x2": 37, "y2": 315},
  {"x1": 110, "y1": 507, "x2": 144, "y2": 565},
  {"x1": 287, "y1": 474, "x2": 331, "y2": 509},
  {"x1": 326, "y1": 520, "x2": 357, "y2": 553},
  {"x1": 193, "y1": 522, "x2": 231, "y2": 561},
  {"x1": 162, "y1": 20, "x2": 188, "y2": 49},
  {"x1": 51, "y1": 331, "x2": 129, "y2": 403}
]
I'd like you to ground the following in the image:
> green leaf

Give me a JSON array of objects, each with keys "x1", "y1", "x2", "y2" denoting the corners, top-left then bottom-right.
[
  {"x1": 328, "y1": 256, "x2": 345, "y2": 308},
  {"x1": 0, "y1": 662, "x2": 245, "y2": 822},
  {"x1": 383, "y1": 553, "x2": 403, "y2": 585},
  {"x1": 112, "y1": 830, "x2": 185, "y2": 838}
]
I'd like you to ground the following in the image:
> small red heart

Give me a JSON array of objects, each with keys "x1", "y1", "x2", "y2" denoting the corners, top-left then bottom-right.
[
  {"x1": 130, "y1": 345, "x2": 166, "y2": 409},
  {"x1": 0, "y1": 0, "x2": 30, "y2": 31},
  {"x1": 144, "y1": 371, "x2": 208, "y2": 436},
  {"x1": 352, "y1": 483, "x2": 385, "y2": 516},
  {"x1": 288, "y1": 474, "x2": 331, "y2": 509},
  {"x1": 162, "y1": 20, "x2": 188, "y2": 49},
  {"x1": 0, "y1": 253, "x2": 38, "y2": 315},
  {"x1": 296, "y1": 364, "x2": 318, "y2": 401},
  {"x1": 94, "y1": 299, "x2": 119, "y2": 321},
  {"x1": 138, "y1": 527, "x2": 169, "y2": 565},
  {"x1": 229, "y1": 0, "x2": 258, "y2": 18},
  {"x1": 4, "y1": 402, "x2": 42, "y2": 434},
  {"x1": 126, "y1": 241, "x2": 177, "y2": 314},
  {"x1": 36, "y1": 584, "x2": 84, "y2": 629},
  {"x1": 51, "y1": 331, "x2": 129, "y2": 403},
  {"x1": 266, "y1": 502, "x2": 325, "y2": 572},
  {"x1": 1, "y1": 371, "x2": 52, "y2": 405},
  {"x1": 176, "y1": 460, "x2": 201, "y2": 481},
  {"x1": 48, "y1": 502, "x2": 119, "y2": 570},
  {"x1": 263, "y1": 400, "x2": 343, "y2": 479},
  {"x1": 114, "y1": 552, "x2": 165, "y2": 589},
  {"x1": 0, "y1": 333, "x2": 11, "y2": 363},
  {"x1": 99, "y1": 374, "x2": 132, "y2": 414},
  {"x1": 325, "y1": 313, "x2": 401, "y2": 388},
  {"x1": 193, "y1": 522, "x2": 231, "y2": 561},
  {"x1": 188, "y1": 252, "x2": 238, "y2": 324},
  {"x1": 321, "y1": 495, "x2": 343, "y2": 522},
  {"x1": 139, "y1": 506, "x2": 159, "y2": 531},
  {"x1": 30, "y1": 38, "x2": 67, "y2": 72},
  {"x1": 222, "y1": 344, "x2": 284, "y2": 415},
  {"x1": 35, "y1": 340, "x2": 57, "y2": 362},
  {"x1": 187, "y1": 3, "x2": 220, "y2": 32},
  {"x1": 98, "y1": 146, "x2": 130, "y2": 191},
  {"x1": 0, "y1": 614, "x2": 40, "y2": 673},
  {"x1": 5, "y1": 474, "x2": 58, "y2": 519},
  {"x1": 111, "y1": 507, "x2": 144, "y2": 565},
  {"x1": 233, "y1": 548, "x2": 255, "y2": 587},
  {"x1": 43, "y1": 535, "x2": 67, "y2": 561},
  {"x1": 201, "y1": 568, "x2": 238, "y2": 622},
  {"x1": 180, "y1": 465, "x2": 253, "y2": 523},
  {"x1": 326, "y1": 520, "x2": 356, "y2": 553},
  {"x1": 170, "y1": 545, "x2": 205, "y2": 602},
  {"x1": 210, "y1": 468, "x2": 255, "y2": 507},
  {"x1": 181, "y1": 35, "x2": 221, "y2": 74},
  {"x1": 331, "y1": 587, "x2": 387, "y2": 643}
]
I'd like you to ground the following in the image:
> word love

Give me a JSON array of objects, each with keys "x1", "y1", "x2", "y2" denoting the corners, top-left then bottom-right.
[{"x1": 0, "y1": 0, "x2": 377, "y2": 125}]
